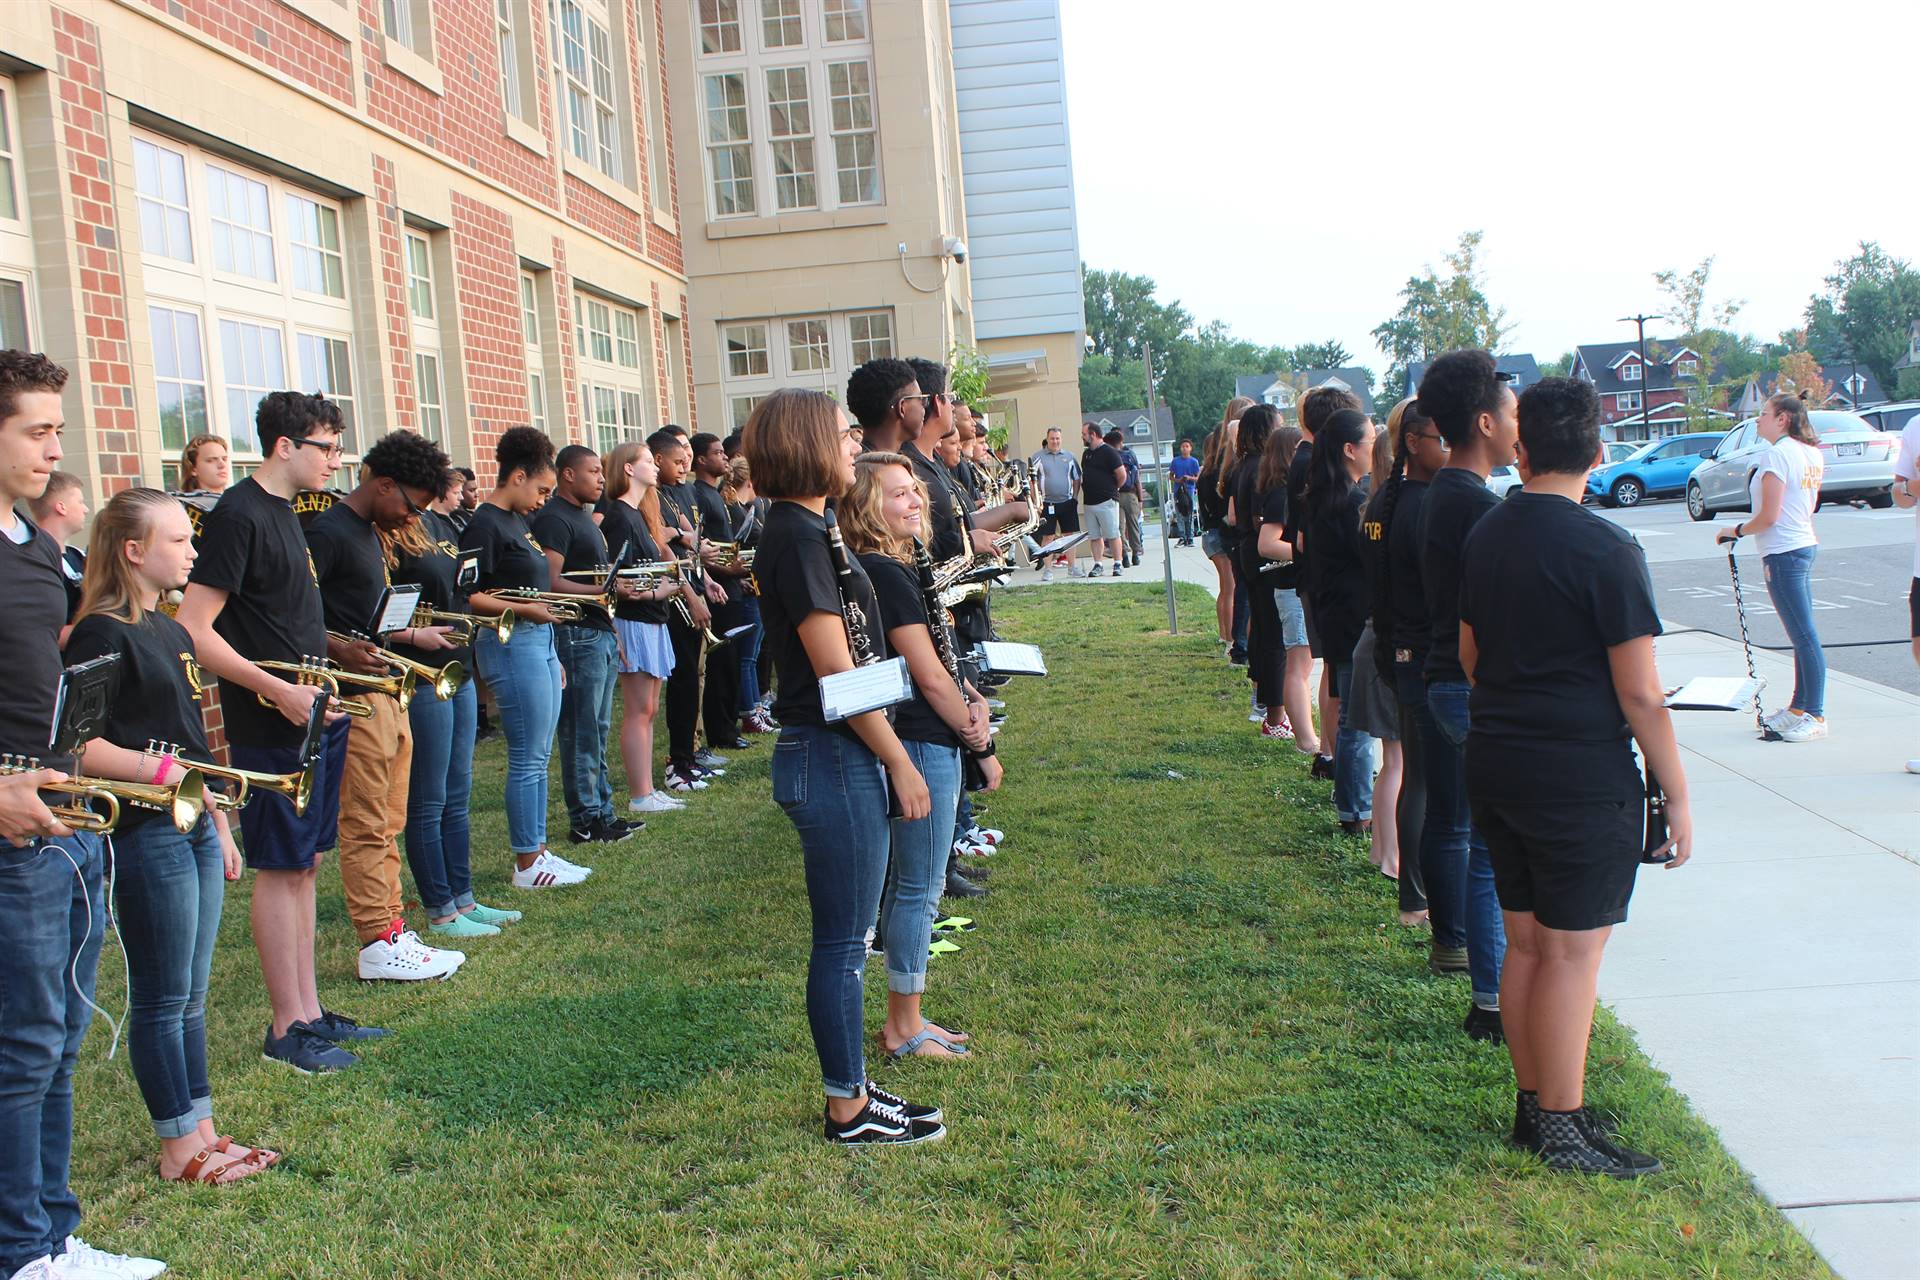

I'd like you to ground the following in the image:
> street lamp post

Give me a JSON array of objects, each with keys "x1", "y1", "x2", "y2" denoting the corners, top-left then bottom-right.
[{"x1": 1619, "y1": 313, "x2": 1662, "y2": 442}]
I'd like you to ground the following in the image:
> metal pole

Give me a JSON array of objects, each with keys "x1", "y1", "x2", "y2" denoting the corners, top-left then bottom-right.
[
  {"x1": 1145, "y1": 341, "x2": 1176, "y2": 634},
  {"x1": 1618, "y1": 313, "x2": 1661, "y2": 441}
]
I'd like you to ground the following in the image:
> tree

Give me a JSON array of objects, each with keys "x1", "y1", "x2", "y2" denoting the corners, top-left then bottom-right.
[
  {"x1": 1775, "y1": 349, "x2": 1832, "y2": 406},
  {"x1": 1539, "y1": 351, "x2": 1575, "y2": 379},
  {"x1": 1287, "y1": 340, "x2": 1352, "y2": 371},
  {"x1": 1654, "y1": 257, "x2": 1744, "y2": 432},
  {"x1": 1079, "y1": 354, "x2": 1147, "y2": 415},
  {"x1": 1082, "y1": 266, "x2": 1193, "y2": 363},
  {"x1": 1372, "y1": 231, "x2": 1507, "y2": 394},
  {"x1": 1802, "y1": 242, "x2": 1920, "y2": 395}
]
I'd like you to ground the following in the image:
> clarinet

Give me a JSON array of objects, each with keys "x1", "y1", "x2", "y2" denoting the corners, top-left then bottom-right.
[
  {"x1": 823, "y1": 509, "x2": 901, "y2": 816},
  {"x1": 1642, "y1": 762, "x2": 1673, "y2": 864},
  {"x1": 913, "y1": 537, "x2": 992, "y2": 792}
]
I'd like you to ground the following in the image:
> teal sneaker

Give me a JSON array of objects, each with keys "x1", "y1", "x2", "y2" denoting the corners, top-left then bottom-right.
[
  {"x1": 464, "y1": 903, "x2": 522, "y2": 926},
  {"x1": 430, "y1": 914, "x2": 501, "y2": 938}
]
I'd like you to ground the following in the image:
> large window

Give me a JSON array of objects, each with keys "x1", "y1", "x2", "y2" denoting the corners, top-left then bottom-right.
[
  {"x1": 521, "y1": 270, "x2": 549, "y2": 432},
  {"x1": 0, "y1": 82, "x2": 17, "y2": 224},
  {"x1": 0, "y1": 80, "x2": 35, "y2": 351},
  {"x1": 694, "y1": 1, "x2": 881, "y2": 219},
  {"x1": 407, "y1": 227, "x2": 447, "y2": 445},
  {"x1": 555, "y1": 0, "x2": 626, "y2": 181},
  {"x1": 133, "y1": 131, "x2": 357, "y2": 463},
  {"x1": 575, "y1": 286, "x2": 653, "y2": 453},
  {"x1": 717, "y1": 308, "x2": 890, "y2": 428},
  {"x1": 497, "y1": 0, "x2": 523, "y2": 118}
]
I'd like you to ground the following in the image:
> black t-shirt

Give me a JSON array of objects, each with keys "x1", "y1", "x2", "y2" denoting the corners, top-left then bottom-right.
[
  {"x1": 904, "y1": 444, "x2": 965, "y2": 561},
  {"x1": 1, "y1": 517, "x2": 74, "y2": 768},
  {"x1": 66, "y1": 610, "x2": 212, "y2": 824},
  {"x1": 1196, "y1": 465, "x2": 1227, "y2": 533},
  {"x1": 1384, "y1": 478, "x2": 1430, "y2": 664},
  {"x1": 1231, "y1": 459, "x2": 1265, "y2": 574},
  {"x1": 599, "y1": 501, "x2": 671, "y2": 625},
  {"x1": 530, "y1": 494, "x2": 613, "y2": 631},
  {"x1": 758, "y1": 501, "x2": 886, "y2": 733},
  {"x1": 1420, "y1": 468, "x2": 1501, "y2": 683},
  {"x1": 58, "y1": 545, "x2": 85, "y2": 622},
  {"x1": 188, "y1": 477, "x2": 327, "y2": 750},
  {"x1": 1306, "y1": 484, "x2": 1370, "y2": 667},
  {"x1": 1081, "y1": 442, "x2": 1124, "y2": 506},
  {"x1": 690, "y1": 480, "x2": 741, "y2": 604},
  {"x1": 390, "y1": 509, "x2": 471, "y2": 669},
  {"x1": 1282, "y1": 448, "x2": 1314, "y2": 584},
  {"x1": 859, "y1": 552, "x2": 960, "y2": 749},
  {"x1": 459, "y1": 502, "x2": 549, "y2": 596},
  {"x1": 1256, "y1": 482, "x2": 1298, "y2": 590},
  {"x1": 1460, "y1": 492, "x2": 1661, "y2": 802},
  {"x1": 306, "y1": 501, "x2": 392, "y2": 641}
]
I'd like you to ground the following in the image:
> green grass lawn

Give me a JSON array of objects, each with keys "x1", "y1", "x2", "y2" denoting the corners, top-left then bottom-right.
[{"x1": 70, "y1": 583, "x2": 1829, "y2": 1278}]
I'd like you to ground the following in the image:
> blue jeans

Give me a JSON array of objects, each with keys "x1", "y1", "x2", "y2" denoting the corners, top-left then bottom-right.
[
  {"x1": 735, "y1": 595, "x2": 764, "y2": 716},
  {"x1": 1424, "y1": 680, "x2": 1507, "y2": 1006},
  {"x1": 1329, "y1": 659, "x2": 1375, "y2": 823},
  {"x1": 405, "y1": 678, "x2": 477, "y2": 917},
  {"x1": 1763, "y1": 545, "x2": 1825, "y2": 717},
  {"x1": 0, "y1": 831, "x2": 104, "y2": 1275},
  {"x1": 113, "y1": 816, "x2": 223, "y2": 1139},
  {"x1": 883, "y1": 741, "x2": 962, "y2": 995},
  {"x1": 554, "y1": 625, "x2": 618, "y2": 831},
  {"x1": 772, "y1": 726, "x2": 891, "y2": 1099},
  {"x1": 474, "y1": 622, "x2": 561, "y2": 854}
]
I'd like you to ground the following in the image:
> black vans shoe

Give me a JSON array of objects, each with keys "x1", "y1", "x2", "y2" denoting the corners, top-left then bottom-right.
[
  {"x1": 824, "y1": 1095, "x2": 946, "y2": 1146},
  {"x1": 864, "y1": 1079, "x2": 942, "y2": 1126},
  {"x1": 1535, "y1": 1107, "x2": 1661, "y2": 1178}
]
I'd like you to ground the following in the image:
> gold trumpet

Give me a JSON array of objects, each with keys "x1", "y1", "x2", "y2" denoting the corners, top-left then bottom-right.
[
  {"x1": 0, "y1": 753, "x2": 206, "y2": 834},
  {"x1": 669, "y1": 594, "x2": 728, "y2": 655},
  {"x1": 704, "y1": 541, "x2": 756, "y2": 571},
  {"x1": 412, "y1": 605, "x2": 514, "y2": 646},
  {"x1": 145, "y1": 740, "x2": 314, "y2": 816},
  {"x1": 492, "y1": 586, "x2": 607, "y2": 623},
  {"x1": 326, "y1": 633, "x2": 464, "y2": 709},
  {"x1": 255, "y1": 658, "x2": 375, "y2": 718},
  {"x1": 562, "y1": 560, "x2": 687, "y2": 584}
]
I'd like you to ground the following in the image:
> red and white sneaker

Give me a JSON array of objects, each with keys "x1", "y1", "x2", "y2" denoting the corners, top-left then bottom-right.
[
  {"x1": 964, "y1": 825, "x2": 1005, "y2": 847},
  {"x1": 953, "y1": 838, "x2": 994, "y2": 859}
]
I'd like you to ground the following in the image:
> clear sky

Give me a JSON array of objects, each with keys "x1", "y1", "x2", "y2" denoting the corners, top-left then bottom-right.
[{"x1": 1057, "y1": 0, "x2": 1920, "y2": 377}]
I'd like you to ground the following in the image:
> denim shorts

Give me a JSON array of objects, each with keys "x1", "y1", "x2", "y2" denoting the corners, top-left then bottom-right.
[
  {"x1": 233, "y1": 714, "x2": 349, "y2": 871},
  {"x1": 1201, "y1": 528, "x2": 1227, "y2": 558},
  {"x1": 1274, "y1": 588, "x2": 1308, "y2": 648}
]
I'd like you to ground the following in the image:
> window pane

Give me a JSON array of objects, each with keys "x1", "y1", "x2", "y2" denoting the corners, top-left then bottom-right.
[
  {"x1": 729, "y1": 394, "x2": 764, "y2": 431},
  {"x1": 207, "y1": 165, "x2": 275, "y2": 281},
  {"x1": 520, "y1": 274, "x2": 539, "y2": 344},
  {"x1": 218, "y1": 318, "x2": 286, "y2": 453},
  {"x1": 406, "y1": 235, "x2": 434, "y2": 319},
  {"x1": 828, "y1": 62, "x2": 874, "y2": 131},
  {"x1": 527, "y1": 371, "x2": 546, "y2": 430},
  {"x1": 620, "y1": 390, "x2": 645, "y2": 432},
  {"x1": 415, "y1": 352, "x2": 443, "y2": 443},
  {"x1": 834, "y1": 132, "x2": 878, "y2": 204},
  {"x1": 823, "y1": 0, "x2": 867, "y2": 42},
  {"x1": 761, "y1": 0, "x2": 802, "y2": 48},
  {"x1": 497, "y1": 0, "x2": 522, "y2": 117},
  {"x1": 699, "y1": 0, "x2": 741, "y2": 54},
  {"x1": 137, "y1": 138, "x2": 195, "y2": 261},
  {"x1": 724, "y1": 324, "x2": 767, "y2": 378},
  {"x1": 615, "y1": 310, "x2": 639, "y2": 368},
  {"x1": 150, "y1": 305, "x2": 209, "y2": 453},
  {"x1": 787, "y1": 318, "x2": 829, "y2": 372},
  {"x1": 850, "y1": 311, "x2": 892, "y2": 362}
]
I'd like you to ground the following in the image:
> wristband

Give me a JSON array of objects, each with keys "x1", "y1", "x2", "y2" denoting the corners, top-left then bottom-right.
[
  {"x1": 1734, "y1": 523, "x2": 1744, "y2": 538},
  {"x1": 151, "y1": 753, "x2": 175, "y2": 785}
]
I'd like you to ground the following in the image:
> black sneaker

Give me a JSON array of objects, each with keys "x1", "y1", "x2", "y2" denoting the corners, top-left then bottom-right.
[
  {"x1": 710, "y1": 737, "x2": 751, "y2": 751},
  {"x1": 569, "y1": 821, "x2": 635, "y2": 845},
  {"x1": 307, "y1": 1008, "x2": 390, "y2": 1042},
  {"x1": 865, "y1": 1079, "x2": 942, "y2": 1126},
  {"x1": 608, "y1": 817, "x2": 646, "y2": 837},
  {"x1": 824, "y1": 1095, "x2": 945, "y2": 1146},
  {"x1": 1428, "y1": 943, "x2": 1469, "y2": 974},
  {"x1": 955, "y1": 861, "x2": 991, "y2": 882},
  {"x1": 263, "y1": 1023, "x2": 357, "y2": 1074},
  {"x1": 1511, "y1": 1090, "x2": 1542, "y2": 1152},
  {"x1": 1576, "y1": 1107, "x2": 1662, "y2": 1172},
  {"x1": 943, "y1": 868, "x2": 987, "y2": 899},
  {"x1": 1534, "y1": 1107, "x2": 1661, "y2": 1178},
  {"x1": 1463, "y1": 1004, "x2": 1505, "y2": 1043}
]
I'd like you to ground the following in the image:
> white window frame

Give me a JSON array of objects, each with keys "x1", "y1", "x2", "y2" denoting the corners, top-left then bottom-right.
[
  {"x1": 663, "y1": 313, "x2": 687, "y2": 424},
  {"x1": 285, "y1": 193, "x2": 346, "y2": 300},
  {"x1": 216, "y1": 315, "x2": 289, "y2": 455},
  {"x1": 407, "y1": 225, "x2": 446, "y2": 444},
  {"x1": 133, "y1": 129, "x2": 357, "y2": 464},
  {"x1": 133, "y1": 136, "x2": 194, "y2": 264},
  {"x1": 205, "y1": 162, "x2": 277, "y2": 284},
  {"x1": 521, "y1": 269, "x2": 548, "y2": 431},
  {"x1": 822, "y1": 0, "x2": 866, "y2": 43},
  {"x1": 694, "y1": 11, "x2": 881, "y2": 219},
  {"x1": 1617, "y1": 390, "x2": 1643, "y2": 412},
  {"x1": 414, "y1": 350, "x2": 446, "y2": 444},
  {"x1": 554, "y1": 0, "x2": 628, "y2": 183},
  {"x1": 296, "y1": 329, "x2": 360, "y2": 453},
  {"x1": 1677, "y1": 358, "x2": 1699, "y2": 379},
  {"x1": 1620, "y1": 360, "x2": 1642, "y2": 382},
  {"x1": 0, "y1": 79, "x2": 36, "y2": 350},
  {"x1": 148, "y1": 303, "x2": 209, "y2": 456},
  {"x1": 497, "y1": 0, "x2": 523, "y2": 118},
  {"x1": 0, "y1": 78, "x2": 22, "y2": 230},
  {"x1": 575, "y1": 286, "x2": 653, "y2": 452},
  {"x1": 698, "y1": 0, "x2": 742, "y2": 55},
  {"x1": 405, "y1": 232, "x2": 435, "y2": 320},
  {"x1": 760, "y1": 0, "x2": 803, "y2": 49},
  {"x1": 848, "y1": 309, "x2": 892, "y2": 364},
  {"x1": 719, "y1": 310, "x2": 882, "y2": 414}
]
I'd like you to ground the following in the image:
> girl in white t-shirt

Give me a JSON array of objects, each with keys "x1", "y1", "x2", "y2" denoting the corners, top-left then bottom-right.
[{"x1": 1717, "y1": 393, "x2": 1827, "y2": 740}]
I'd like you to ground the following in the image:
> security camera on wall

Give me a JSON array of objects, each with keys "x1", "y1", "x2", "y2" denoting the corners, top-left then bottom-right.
[{"x1": 943, "y1": 236, "x2": 968, "y2": 264}]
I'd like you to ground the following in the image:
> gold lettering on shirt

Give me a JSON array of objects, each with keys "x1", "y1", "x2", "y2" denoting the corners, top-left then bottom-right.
[{"x1": 178, "y1": 652, "x2": 206, "y2": 702}]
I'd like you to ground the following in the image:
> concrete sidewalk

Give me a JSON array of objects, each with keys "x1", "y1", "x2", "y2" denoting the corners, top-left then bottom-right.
[{"x1": 1049, "y1": 525, "x2": 1920, "y2": 1279}]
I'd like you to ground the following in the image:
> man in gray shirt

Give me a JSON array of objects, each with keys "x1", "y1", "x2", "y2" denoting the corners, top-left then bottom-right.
[{"x1": 1029, "y1": 426, "x2": 1082, "y2": 582}]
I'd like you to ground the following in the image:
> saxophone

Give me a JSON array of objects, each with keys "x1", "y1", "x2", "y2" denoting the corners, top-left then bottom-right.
[{"x1": 913, "y1": 537, "x2": 991, "y2": 791}]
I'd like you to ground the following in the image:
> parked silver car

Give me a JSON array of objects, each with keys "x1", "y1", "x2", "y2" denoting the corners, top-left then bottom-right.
[{"x1": 1685, "y1": 410, "x2": 1898, "y2": 521}]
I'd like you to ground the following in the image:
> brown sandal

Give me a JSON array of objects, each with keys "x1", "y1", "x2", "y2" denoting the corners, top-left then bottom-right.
[
  {"x1": 164, "y1": 1146, "x2": 257, "y2": 1184},
  {"x1": 214, "y1": 1134, "x2": 281, "y2": 1169}
]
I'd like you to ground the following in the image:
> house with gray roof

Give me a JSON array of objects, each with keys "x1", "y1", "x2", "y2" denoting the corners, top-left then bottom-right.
[
  {"x1": 1234, "y1": 368, "x2": 1376, "y2": 415},
  {"x1": 1402, "y1": 354, "x2": 1542, "y2": 400},
  {"x1": 1571, "y1": 339, "x2": 1728, "y2": 442}
]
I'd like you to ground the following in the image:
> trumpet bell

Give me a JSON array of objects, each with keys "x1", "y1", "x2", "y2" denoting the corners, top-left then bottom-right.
[{"x1": 432, "y1": 661, "x2": 464, "y2": 701}]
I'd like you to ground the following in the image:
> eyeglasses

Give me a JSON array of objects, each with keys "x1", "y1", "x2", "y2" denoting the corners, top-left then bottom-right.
[
  {"x1": 892, "y1": 393, "x2": 934, "y2": 413},
  {"x1": 291, "y1": 437, "x2": 344, "y2": 460}
]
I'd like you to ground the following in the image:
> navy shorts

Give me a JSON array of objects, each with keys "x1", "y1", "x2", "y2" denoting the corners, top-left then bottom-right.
[{"x1": 233, "y1": 715, "x2": 350, "y2": 871}]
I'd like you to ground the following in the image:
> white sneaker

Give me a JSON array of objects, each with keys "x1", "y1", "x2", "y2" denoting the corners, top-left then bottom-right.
[
  {"x1": 1067, "y1": 564, "x2": 1085, "y2": 579},
  {"x1": 396, "y1": 929, "x2": 465, "y2": 972},
  {"x1": 1762, "y1": 707, "x2": 1793, "y2": 731},
  {"x1": 965, "y1": 825, "x2": 1005, "y2": 847},
  {"x1": 629, "y1": 792, "x2": 686, "y2": 813},
  {"x1": 511, "y1": 851, "x2": 587, "y2": 888},
  {"x1": 665, "y1": 769, "x2": 709, "y2": 792},
  {"x1": 1906, "y1": 758, "x2": 1920, "y2": 774},
  {"x1": 546, "y1": 851, "x2": 594, "y2": 879},
  {"x1": 953, "y1": 839, "x2": 994, "y2": 859},
  {"x1": 8, "y1": 1258, "x2": 55, "y2": 1280},
  {"x1": 59, "y1": 1237, "x2": 166, "y2": 1280},
  {"x1": 1040, "y1": 568, "x2": 1054, "y2": 584},
  {"x1": 357, "y1": 934, "x2": 459, "y2": 982},
  {"x1": 1776, "y1": 712, "x2": 1829, "y2": 743}
]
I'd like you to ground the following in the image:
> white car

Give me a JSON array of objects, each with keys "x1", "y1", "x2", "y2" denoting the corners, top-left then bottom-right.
[
  {"x1": 1485, "y1": 464, "x2": 1523, "y2": 499},
  {"x1": 1686, "y1": 409, "x2": 1898, "y2": 520}
]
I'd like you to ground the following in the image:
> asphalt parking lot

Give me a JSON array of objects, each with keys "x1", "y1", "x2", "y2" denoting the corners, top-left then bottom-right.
[{"x1": 1593, "y1": 497, "x2": 1918, "y2": 694}]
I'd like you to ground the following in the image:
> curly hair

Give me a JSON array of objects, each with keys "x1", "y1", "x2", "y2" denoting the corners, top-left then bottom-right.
[
  {"x1": 845, "y1": 357, "x2": 917, "y2": 430},
  {"x1": 496, "y1": 425, "x2": 556, "y2": 483},
  {"x1": 1517, "y1": 377, "x2": 1603, "y2": 475},
  {"x1": 362, "y1": 429, "x2": 451, "y2": 492},
  {"x1": 1415, "y1": 349, "x2": 1508, "y2": 446},
  {"x1": 0, "y1": 350, "x2": 67, "y2": 424},
  {"x1": 839, "y1": 452, "x2": 921, "y2": 564}
]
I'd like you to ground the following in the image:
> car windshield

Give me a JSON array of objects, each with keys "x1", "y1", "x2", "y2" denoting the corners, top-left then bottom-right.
[{"x1": 1623, "y1": 441, "x2": 1662, "y2": 462}]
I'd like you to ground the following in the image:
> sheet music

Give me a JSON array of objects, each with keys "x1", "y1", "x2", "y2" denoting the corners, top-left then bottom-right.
[
  {"x1": 976, "y1": 641, "x2": 1047, "y2": 677},
  {"x1": 819, "y1": 657, "x2": 913, "y2": 722},
  {"x1": 1664, "y1": 676, "x2": 1764, "y2": 711},
  {"x1": 373, "y1": 585, "x2": 424, "y2": 636}
]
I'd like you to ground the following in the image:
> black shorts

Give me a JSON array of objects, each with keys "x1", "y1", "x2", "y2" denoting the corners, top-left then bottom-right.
[
  {"x1": 233, "y1": 715, "x2": 350, "y2": 871},
  {"x1": 1909, "y1": 577, "x2": 1918, "y2": 640},
  {"x1": 1473, "y1": 794, "x2": 1643, "y2": 932},
  {"x1": 1037, "y1": 500, "x2": 1079, "y2": 538},
  {"x1": 1301, "y1": 592, "x2": 1322, "y2": 659}
]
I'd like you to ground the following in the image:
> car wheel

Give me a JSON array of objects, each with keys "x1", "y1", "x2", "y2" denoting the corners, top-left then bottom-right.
[
  {"x1": 1686, "y1": 482, "x2": 1714, "y2": 522},
  {"x1": 1611, "y1": 477, "x2": 1643, "y2": 508},
  {"x1": 1869, "y1": 488, "x2": 1894, "y2": 509}
]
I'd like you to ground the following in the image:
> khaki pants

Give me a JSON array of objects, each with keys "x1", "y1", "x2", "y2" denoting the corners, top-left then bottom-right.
[
  {"x1": 338, "y1": 693, "x2": 413, "y2": 942},
  {"x1": 1116, "y1": 491, "x2": 1144, "y2": 558}
]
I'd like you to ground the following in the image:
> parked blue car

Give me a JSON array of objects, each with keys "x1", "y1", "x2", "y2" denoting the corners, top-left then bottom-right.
[{"x1": 1585, "y1": 432, "x2": 1723, "y2": 507}]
